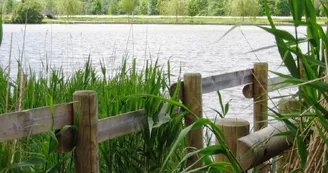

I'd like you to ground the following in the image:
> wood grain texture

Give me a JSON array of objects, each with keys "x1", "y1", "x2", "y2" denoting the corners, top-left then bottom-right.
[
  {"x1": 202, "y1": 69, "x2": 253, "y2": 93},
  {"x1": 73, "y1": 91, "x2": 98, "y2": 173},
  {"x1": 170, "y1": 69, "x2": 254, "y2": 98},
  {"x1": 237, "y1": 122, "x2": 294, "y2": 171},
  {"x1": 0, "y1": 103, "x2": 73, "y2": 142},
  {"x1": 97, "y1": 110, "x2": 144, "y2": 143},
  {"x1": 183, "y1": 73, "x2": 203, "y2": 169},
  {"x1": 253, "y1": 63, "x2": 268, "y2": 131},
  {"x1": 215, "y1": 118, "x2": 249, "y2": 162}
]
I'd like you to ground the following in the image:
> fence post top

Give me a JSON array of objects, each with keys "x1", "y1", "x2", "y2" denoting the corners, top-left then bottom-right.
[
  {"x1": 184, "y1": 73, "x2": 202, "y2": 77},
  {"x1": 73, "y1": 90, "x2": 97, "y2": 96},
  {"x1": 254, "y1": 62, "x2": 268, "y2": 66},
  {"x1": 216, "y1": 118, "x2": 249, "y2": 127}
]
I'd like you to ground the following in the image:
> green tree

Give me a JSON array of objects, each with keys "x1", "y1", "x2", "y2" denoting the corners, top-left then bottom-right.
[
  {"x1": 227, "y1": 0, "x2": 260, "y2": 17},
  {"x1": 4, "y1": 0, "x2": 15, "y2": 14},
  {"x1": 57, "y1": 0, "x2": 82, "y2": 17},
  {"x1": 139, "y1": 0, "x2": 149, "y2": 15},
  {"x1": 150, "y1": 0, "x2": 158, "y2": 14},
  {"x1": 208, "y1": 0, "x2": 225, "y2": 16},
  {"x1": 188, "y1": 0, "x2": 198, "y2": 17},
  {"x1": 274, "y1": 0, "x2": 290, "y2": 16},
  {"x1": 120, "y1": 0, "x2": 136, "y2": 15},
  {"x1": 101, "y1": 0, "x2": 109, "y2": 14},
  {"x1": 12, "y1": 1, "x2": 44, "y2": 23},
  {"x1": 197, "y1": 0, "x2": 208, "y2": 15},
  {"x1": 109, "y1": 0, "x2": 119, "y2": 14},
  {"x1": 44, "y1": 0, "x2": 57, "y2": 14},
  {"x1": 90, "y1": 0, "x2": 102, "y2": 14},
  {"x1": 157, "y1": 0, "x2": 187, "y2": 17}
]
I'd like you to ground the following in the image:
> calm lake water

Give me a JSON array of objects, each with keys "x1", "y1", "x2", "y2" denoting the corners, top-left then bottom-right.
[{"x1": 0, "y1": 24, "x2": 301, "y2": 127}]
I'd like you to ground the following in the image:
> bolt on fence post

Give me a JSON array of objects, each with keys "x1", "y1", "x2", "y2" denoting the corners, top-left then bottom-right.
[{"x1": 73, "y1": 91, "x2": 99, "y2": 173}]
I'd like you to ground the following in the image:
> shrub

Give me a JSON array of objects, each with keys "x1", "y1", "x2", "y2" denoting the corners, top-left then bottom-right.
[{"x1": 11, "y1": 1, "x2": 43, "y2": 24}]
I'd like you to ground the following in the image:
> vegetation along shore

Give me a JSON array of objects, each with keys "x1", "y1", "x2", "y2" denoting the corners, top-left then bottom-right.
[
  {"x1": 1, "y1": 0, "x2": 328, "y2": 25},
  {"x1": 1, "y1": 0, "x2": 328, "y2": 172}
]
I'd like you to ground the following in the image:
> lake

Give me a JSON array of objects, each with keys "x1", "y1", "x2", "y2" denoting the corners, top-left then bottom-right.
[{"x1": 0, "y1": 24, "x2": 300, "y2": 127}]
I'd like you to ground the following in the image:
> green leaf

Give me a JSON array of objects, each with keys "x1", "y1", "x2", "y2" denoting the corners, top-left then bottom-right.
[
  {"x1": 296, "y1": 135, "x2": 307, "y2": 170},
  {"x1": 46, "y1": 154, "x2": 73, "y2": 173},
  {"x1": 259, "y1": 27, "x2": 296, "y2": 42},
  {"x1": 48, "y1": 130, "x2": 59, "y2": 154},
  {"x1": 10, "y1": 157, "x2": 47, "y2": 169},
  {"x1": 289, "y1": 0, "x2": 306, "y2": 25}
]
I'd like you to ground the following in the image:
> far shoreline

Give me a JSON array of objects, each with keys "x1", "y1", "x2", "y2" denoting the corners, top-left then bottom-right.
[{"x1": 3, "y1": 15, "x2": 327, "y2": 26}]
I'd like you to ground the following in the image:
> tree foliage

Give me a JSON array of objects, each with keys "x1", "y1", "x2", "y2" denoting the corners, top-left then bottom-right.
[
  {"x1": 157, "y1": 0, "x2": 188, "y2": 16},
  {"x1": 4, "y1": 0, "x2": 15, "y2": 14},
  {"x1": 188, "y1": 0, "x2": 198, "y2": 17},
  {"x1": 57, "y1": 0, "x2": 82, "y2": 16},
  {"x1": 274, "y1": 0, "x2": 290, "y2": 16},
  {"x1": 89, "y1": 0, "x2": 102, "y2": 14},
  {"x1": 227, "y1": 0, "x2": 260, "y2": 17},
  {"x1": 208, "y1": 0, "x2": 225, "y2": 16},
  {"x1": 150, "y1": 0, "x2": 158, "y2": 14},
  {"x1": 138, "y1": 0, "x2": 149, "y2": 15},
  {"x1": 109, "y1": 0, "x2": 119, "y2": 14},
  {"x1": 196, "y1": 0, "x2": 208, "y2": 15},
  {"x1": 11, "y1": 1, "x2": 44, "y2": 24},
  {"x1": 120, "y1": 0, "x2": 136, "y2": 15}
]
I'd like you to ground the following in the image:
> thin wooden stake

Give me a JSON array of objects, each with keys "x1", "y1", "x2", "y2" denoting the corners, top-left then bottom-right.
[{"x1": 73, "y1": 91, "x2": 98, "y2": 173}]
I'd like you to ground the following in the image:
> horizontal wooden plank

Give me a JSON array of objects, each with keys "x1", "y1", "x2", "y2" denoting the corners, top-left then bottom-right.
[
  {"x1": 170, "y1": 69, "x2": 254, "y2": 97},
  {"x1": 0, "y1": 103, "x2": 73, "y2": 142},
  {"x1": 202, "y1": 69, "x2": 253, "y2": 93},
  {"x1": 98, "y1": 104, "x2": 178, "y2": 143},
  {"x1": 97, "y1": 110, "x2": 145, "y2": 143}
]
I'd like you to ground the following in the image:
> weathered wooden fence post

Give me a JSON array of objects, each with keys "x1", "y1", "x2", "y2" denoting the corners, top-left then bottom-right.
[
  {"x1": 276, "y1": 99, "x2": 300, "y2": 172},
  {"x1": 253, "y1": 63, "x2": 268, "y2": 131},
  {"x1": 253, "y1": 63, "x2": 269, "y2": 173},
  {"x1": 215, "y1": 118, "x2": 249, "y2": 162},
  {"x1": 73, "y1": 91, "x2": 99, "y2": 173},
  {"x1": 183, "y1": 73, "x2": 203, "y2": 168}
]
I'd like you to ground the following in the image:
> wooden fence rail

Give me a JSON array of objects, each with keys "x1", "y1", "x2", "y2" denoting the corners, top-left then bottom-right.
[{"x1": 0, "y1": 62, "x2": 294, "y2": 172}]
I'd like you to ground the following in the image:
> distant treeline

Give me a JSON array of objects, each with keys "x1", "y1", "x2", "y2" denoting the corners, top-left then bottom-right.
[{"x1": 1, "y1": 0, "x2": 328, "y2": 17}]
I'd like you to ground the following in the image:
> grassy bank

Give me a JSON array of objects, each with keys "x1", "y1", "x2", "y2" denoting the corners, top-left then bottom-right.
[
  {"x1": 3, "y1": 14, "x2": 327, "y2": 25},
  {"x1": 43, "y1": 16, "x2": 327, "y2": 25}
]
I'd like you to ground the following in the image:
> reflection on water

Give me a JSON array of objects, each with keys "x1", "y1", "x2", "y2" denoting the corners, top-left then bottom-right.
[{"x1": 0, "y1": 24, "x2": 300, "y2": 127}]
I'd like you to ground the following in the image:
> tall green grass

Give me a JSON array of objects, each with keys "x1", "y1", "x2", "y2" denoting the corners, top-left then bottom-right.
[
  {"x1": 0, "y1": 57, "x2": 187, "y2": 172},
  {"x1": 261, "y1": 0, "x2": 328, "y2": 172}
]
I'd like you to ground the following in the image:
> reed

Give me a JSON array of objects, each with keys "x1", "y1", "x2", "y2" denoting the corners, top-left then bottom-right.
[
  {"x1": 0, "y1": 57, "x2": 187, "y2": 172},
  {"x1": 261, "y1": 0, "x2": 328, "y2": 172}
]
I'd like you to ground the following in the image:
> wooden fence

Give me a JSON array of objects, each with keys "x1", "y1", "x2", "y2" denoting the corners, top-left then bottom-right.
[{"x1": 0, "y1": 63, "x2": 294, "y2": 172}]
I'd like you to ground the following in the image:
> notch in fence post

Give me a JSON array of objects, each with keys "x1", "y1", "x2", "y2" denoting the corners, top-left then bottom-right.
[
  {"x1": 253, "y1": 63, "x2": 268, "y2": 131},
  {"x1": 73, "y1": 91, "x2": 99, "y2": 173},
  {"x1": 183, "y1": 73, "x2": 203, "y2": 169}
]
